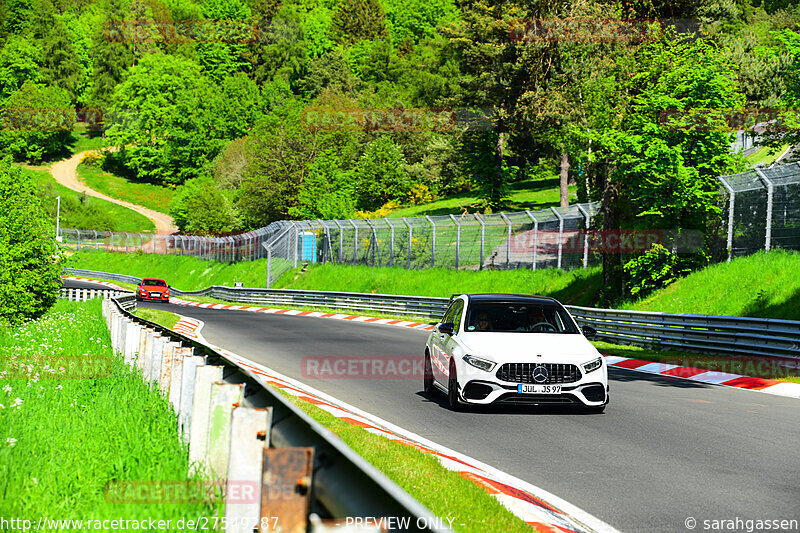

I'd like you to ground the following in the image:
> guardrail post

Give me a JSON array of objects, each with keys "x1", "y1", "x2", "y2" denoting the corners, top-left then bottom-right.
[
  {"x1": 550, "y1": 207, "x2": 564, "y2": 270},
  {"x1": 755, "y1": 168, "x2": 773, "y2": 251},
  {"x1": 402, "y1": 217, "x2": 412, "y2": 269},
  {"x1": 225, "y1": 407, "x2": 271, "y2": 533},
  {"x1": 207, "y1": 382, "x2": 245, "y2": 479},
  {"x1": 125, "y1": 324, "x2": 142, "y2": 366},
  {"x1": 260, "y1": 448, "x2": 314, "y2": 533},
  {"x1": 500, "y1": 212, "x2": 512, "y2": 269},
  {"x1": 158, "y1": 341, "x2": 179, "y2": 396},
  {"x1": 425, "y1": 215, "x2": 435, "y2": 268},
  {"x1": 188, "y1": 365, "x2": 224, "y2": 473},
  {"x1": 149, "y1": 335, "x2": 165, "y2": 383},
  {"x1": 179, "y1": 352, "x2": 207, "y2": 442}
]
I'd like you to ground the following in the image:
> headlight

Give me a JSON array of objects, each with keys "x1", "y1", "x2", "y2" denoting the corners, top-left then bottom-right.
[
  {"x1": 462, "y1": 355, "x2": 496, "y2": 372},
  {"x1": 583, "y1": 357, "x2": 602, "y2": 374}
]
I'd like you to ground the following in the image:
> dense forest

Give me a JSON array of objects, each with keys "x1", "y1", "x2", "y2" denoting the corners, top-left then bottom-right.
[{"x1": 1, "y1": 0, "x2": 799, "y2": 243}]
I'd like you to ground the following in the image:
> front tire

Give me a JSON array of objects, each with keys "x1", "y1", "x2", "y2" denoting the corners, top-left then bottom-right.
[
  {"x1": 423, "y1": 352, "x2": 435, "y2": 397},
  {"x1": 447, "y1": 361, "x2": 462, "y2": 411}
]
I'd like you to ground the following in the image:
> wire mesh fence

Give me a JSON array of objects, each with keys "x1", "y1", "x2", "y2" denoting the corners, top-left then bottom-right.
[
  {"x1": 60, "y1": 203, "x2": 602, "y2": 287},
  {"x1": 57, "y1": 161, "x2": 800, "y2": 289},
  {"x1": 717, "y1": 162, "x2": 800, "y2": 259}
]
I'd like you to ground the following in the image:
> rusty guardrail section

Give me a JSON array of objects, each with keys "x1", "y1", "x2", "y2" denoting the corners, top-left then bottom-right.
[{"x1": 101, "y1": 295, "x2": 447, "y2": 533}]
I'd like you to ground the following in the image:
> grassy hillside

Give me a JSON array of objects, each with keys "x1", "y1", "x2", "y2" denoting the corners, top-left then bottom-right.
[
  {"x1": 24, "y1": 167, "x2": 155, "y2": 233},
  {"x1": 390, "y1": 175, "x2": 578, "y2": 218},
  {"x1": 65, "y1": 250, "x2": 270, "y2": 290},
  {"x1": 78, "y1": 163, "x2": 175, "y2": 215},
  {"x1": 621, "y1": 250, "x2": 800, "y2": 320}
]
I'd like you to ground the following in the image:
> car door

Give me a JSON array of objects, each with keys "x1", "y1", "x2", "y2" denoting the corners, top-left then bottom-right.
[
  {"x1": 431, "y1": 301, "x2": 458, "y2": 383},
  {"x1": 439, "y1": 299, "x2": 464, "y2": 379}
]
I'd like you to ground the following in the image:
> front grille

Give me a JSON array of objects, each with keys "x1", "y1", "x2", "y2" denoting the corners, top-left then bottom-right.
[{"x1": 496, "y1": 363, "x2": 581, "y2": 384}]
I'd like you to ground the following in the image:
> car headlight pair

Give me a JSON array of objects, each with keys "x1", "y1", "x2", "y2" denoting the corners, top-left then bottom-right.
[
  {"x1": 583, "y1": 357, "x2": 603, "y2": 374},
  {"x1": 462, "y1": 354, "x2": 496, "y2": 372}
]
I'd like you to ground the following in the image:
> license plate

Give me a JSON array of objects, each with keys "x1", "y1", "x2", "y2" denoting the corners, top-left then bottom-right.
[
  {"x1": 518, "y1": 384, "x2": 561, "y2": 394},
  {"x1": 150, "y1": 292, "x2": 162, "y2": 298}
]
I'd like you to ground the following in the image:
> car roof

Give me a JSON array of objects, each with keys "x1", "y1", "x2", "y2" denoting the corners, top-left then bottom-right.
[
  {"x1": 142, "y1": 278, "x2": 166, "y2": 283},
  {"x1": 459, "y1": 293, "x2": 560, "y2": 305}
]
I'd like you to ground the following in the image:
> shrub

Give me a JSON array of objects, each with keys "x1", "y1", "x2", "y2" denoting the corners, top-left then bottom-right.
[
  {"x1": 623, "y1": 243, "x2": 678, "y2": 299},
  {"x1": 0, "y1": 159, "x2": 64, "y2": 326}
]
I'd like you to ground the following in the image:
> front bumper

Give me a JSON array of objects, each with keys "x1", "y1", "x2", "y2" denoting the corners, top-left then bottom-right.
[
  {"x1": 459, "y1": 377, "x2": 608, "y2": 407},
  {"x1": 138, "y1": 293, "x2": 170, "y2": 301}
]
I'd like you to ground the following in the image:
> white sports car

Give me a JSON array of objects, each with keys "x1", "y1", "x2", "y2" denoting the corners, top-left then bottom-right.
[{"x1": 424, "y1": 294, "x2": 608, "y2": 412}]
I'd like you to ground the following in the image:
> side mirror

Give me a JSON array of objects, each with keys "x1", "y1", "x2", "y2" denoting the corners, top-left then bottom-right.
[
  {"x1": 582, "y1": 325, "x2": 597, "y2": 339},
  {"x1": 439, "y1": 322, "x2": 455, "y2": 336}
]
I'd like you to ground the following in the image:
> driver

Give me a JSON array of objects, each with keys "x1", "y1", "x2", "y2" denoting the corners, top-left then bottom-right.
[
  {"x1": 474, "y1": 312, "x2": 492, "y2": 331},
  {"x1": 526, "y1": 307, "x2": 551, "y2": 331}
]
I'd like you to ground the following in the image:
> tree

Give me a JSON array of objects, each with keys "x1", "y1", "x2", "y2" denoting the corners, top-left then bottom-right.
[
  {"x1": 196, "y1": 0, "x2": 252, "y2": 81},
  {"x1": 106, "y1": 54, "x2": 226, "y2": 185},
  {"x1": 39, "y1": 16, "x2": 84, "y2": 103},
  {"x1": 331, "y1": 0, "x2": 388, "y2": 45},
  {"x1": 0, "y1": 35, "x2": 42, "y2": 102},
  {"x1": 355, "y1": 136, "x2": 411, "y2": 210},
  {"x1": 0, "y1": 159, "x2": 63, "y2": 326},
  {"x1": 169, "y1": 175, "x2": 241, "y2": 235},
  {"x1": 90, "y1": 0, "x2": 134, "y2": 107},
  {"x1": 0, "y1": 81, "x2": 74, "y2": 162}
]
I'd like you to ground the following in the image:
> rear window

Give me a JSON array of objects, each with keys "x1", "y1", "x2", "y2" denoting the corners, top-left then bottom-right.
[
  {"x1": 465, "y1": 302, "x2": 578, "y2": 334},
  {"x1": 142, "y1": 279, "x2": 167, "y2": 287}
]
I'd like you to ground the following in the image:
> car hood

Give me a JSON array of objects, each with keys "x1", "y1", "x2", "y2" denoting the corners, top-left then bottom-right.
[
  {"x1": 142, "y1": 286, "x2": 169, "y2": 292},
  {"x1": 459, "y1": 332, "x2": 599, "y2": 363}
]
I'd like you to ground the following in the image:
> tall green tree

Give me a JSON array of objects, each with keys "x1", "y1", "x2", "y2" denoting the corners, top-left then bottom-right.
[
  {"x1": 0, "y1": 159, "x2": 63, "y2": 326},
  {"x1": 90, "y1": 0, "x2": 134, "y2": 107},
  {"x1": 106, "y1": 54, "x2": 224, "y2": 185},
  {"x1": 331, "y1": 0, "x2": 388, "y2": 45}
]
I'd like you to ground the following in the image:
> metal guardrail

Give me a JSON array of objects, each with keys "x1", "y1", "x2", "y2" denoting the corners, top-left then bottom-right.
[
  {"x1": 567, "y1": 306, "x2": 800, "y2": 359},
  {"x1": 59, "y1": 287, "x2": 131, "y2": 301},
  {"x1": 70, "y1": 268, "x2": 800, "y2": 359},
  {"x1": 105, "y1": 295, "x2": 447, "y2": 532}
]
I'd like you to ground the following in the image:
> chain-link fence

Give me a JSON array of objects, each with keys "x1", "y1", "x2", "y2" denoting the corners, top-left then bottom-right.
[
  {"x1": 717, "y1": 162, "x2": 800, "y2": 259},
  {"x1": 60, "y1": 203, "x2": 601, "y2": 287}
]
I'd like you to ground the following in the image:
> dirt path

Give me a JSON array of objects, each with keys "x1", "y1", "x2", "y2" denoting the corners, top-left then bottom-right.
[{"x1": 51, "y1": 151, "x2": 178, "y2": 235}]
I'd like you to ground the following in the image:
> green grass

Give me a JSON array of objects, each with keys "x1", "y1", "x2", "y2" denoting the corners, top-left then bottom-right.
[
  {"x1": 66, "y1": 250, "x2": 271, "y2": 291},
  {"x1": 390, "y1": 178, "x2": 577, "y2": 218},
  {"x1": 621, "y1": 249, "x2": 800, "y2": 320},
  {"x1": 78, "y1": 163, "x2": 175, "y2": 215},
  {"x1": 134, "y1": 307, "x2": 182, "y2": 330},
  {"x1": 23, "y1": 167, "x2": 155, "y2": 233},
  {"x1": 280, "y1": 264, "x2": 602, "y2": 306},
  {"x1": 745, "y1": 144, "x2": 790, "y2": 168},
  {"x1": 275, "y1": 388, "x2": 536, "y2": 533},
  {"x1": 0, "y1": 299, "x2": 219, "y2": 528},
  {"x1": 68, "y1": 129, "x2": 106, "y2": 155}
]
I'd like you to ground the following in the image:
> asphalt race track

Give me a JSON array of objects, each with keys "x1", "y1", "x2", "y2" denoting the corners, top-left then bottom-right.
[{"x1": 66, "y1": 281, "x2": 800, "y2": 532}]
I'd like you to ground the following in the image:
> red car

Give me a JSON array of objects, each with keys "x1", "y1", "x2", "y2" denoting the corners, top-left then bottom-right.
[{"x1": 137, "y1": 278, "x2": 170, "y2": 302}]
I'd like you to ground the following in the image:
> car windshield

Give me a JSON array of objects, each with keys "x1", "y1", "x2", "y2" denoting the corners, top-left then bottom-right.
[
  {"x1": 464, "y1": 302, "x2": 578, "y2": 334},
  {"x1": 142, "y1": 279, "x2": 166, "y2": 287}
]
